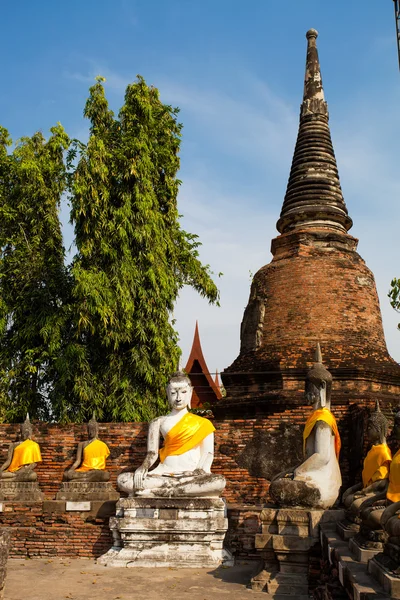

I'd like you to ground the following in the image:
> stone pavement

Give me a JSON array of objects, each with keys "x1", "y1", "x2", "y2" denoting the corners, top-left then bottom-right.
[{"x1": 5, "y1": 558, "x2": 260, "y2": 600}]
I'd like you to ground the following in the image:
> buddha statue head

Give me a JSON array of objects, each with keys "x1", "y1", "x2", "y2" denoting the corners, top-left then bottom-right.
[
  {"x1": 366, "y1": 400, "x2": 389, "y2": 445},
  {"x1": 166, "y1": 370, "x2": 193, "y2": 411},
  {"x1": 87, "y1": 412, "x2": 99, "y2": 439},
  {"x1": 305, "y1": 344, "x2": 332, "y2": 410},
  {"x1": 20, "y1": 414, "x2": 33, "y2": 441}
]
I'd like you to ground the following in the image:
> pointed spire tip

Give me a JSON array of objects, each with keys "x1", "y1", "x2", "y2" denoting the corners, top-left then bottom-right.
[
  {"x1": 306, "y1": 29, "x2": 318, "y2": 40},
  {"x1": 315, "y1": 342, "x2": 323, "y2": 364}
]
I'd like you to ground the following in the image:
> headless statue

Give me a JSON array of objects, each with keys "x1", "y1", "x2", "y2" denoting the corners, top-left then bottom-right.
[
  {"x1": 118, "y1": 371, "x2": 226, "y2": 497},
  {"x1": 0, "y1": 414, "x2": 42, "y2": 481},
  {"x1": 342, "y1": 401, "x2": 391, "y2": 516},
  {"x1": 64, "y1": 414, "x2": 110, "y2": 482},
  {"x1": 359, "y1": 408, "x2": 400, "y2": 531},
  {"x1": 269, "y1": 344, "x2": 342, "y2": 509}
]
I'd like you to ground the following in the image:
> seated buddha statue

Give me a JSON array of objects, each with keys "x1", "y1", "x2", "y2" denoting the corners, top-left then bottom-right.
[
  {"x1": 0, "y1": 414, "x2": 42, "y2": 481},
  {"x1": 269, "y1": 344, "x2": 342, "y2": 509},
  {"x1": 358, "y1": 407, "x2": 400, "y2": 532},
  {"x1": 117, "y1": 370, "x2": 226, "y2": 497},
  {"x1": 342, "y1": 401, "x2": 391, "y2": 516},
  {"x1": 64, "y1": 414, "x2": 111, "y2": 482}
]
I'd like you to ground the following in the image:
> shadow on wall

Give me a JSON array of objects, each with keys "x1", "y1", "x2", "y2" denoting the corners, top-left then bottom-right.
[{"x1": 221, "y1": 422, "x2": 303, "y2": 480}]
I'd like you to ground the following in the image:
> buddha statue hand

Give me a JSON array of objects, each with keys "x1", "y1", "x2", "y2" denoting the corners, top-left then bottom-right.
[{"x1": 191, "y1": 468, "x2": 206, "y2": 476}]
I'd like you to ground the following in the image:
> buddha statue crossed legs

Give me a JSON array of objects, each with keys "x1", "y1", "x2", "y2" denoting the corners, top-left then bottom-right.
[{"x1": 118, "y1": 371, "x2": 225, "y2": 497}]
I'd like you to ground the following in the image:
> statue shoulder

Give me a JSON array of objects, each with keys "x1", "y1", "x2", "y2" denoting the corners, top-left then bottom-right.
[
  {"x1": 314, "y1": 420, "x2": 334, "y2": 435},
  {"x1": 149, "y1": 416, "x2": 164, "y2": 428},
  {"x1": 314, "y1": 420, "x2": 333, "y2": 431}
]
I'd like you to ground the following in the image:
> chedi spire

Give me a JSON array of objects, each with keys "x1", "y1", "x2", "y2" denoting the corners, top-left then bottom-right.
[{"x1": 277, "y1": 29, "x2": 353, "y2": 235}]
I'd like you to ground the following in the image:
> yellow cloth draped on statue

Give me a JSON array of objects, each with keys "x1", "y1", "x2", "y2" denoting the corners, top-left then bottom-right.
[
  {"x1": 387, "y1": 449, "x2": 400, "y2": 503},
  {"x1": 361, "y1": 443, "x2": 392, "y2": 488},
  {"x1": 303, "y1": 408, "x2": 341, "y2": 459},
  {"x1": 7, "y1": 439, "x2": 42, "y2": 473},
  {"x1": 159, "y1": 413, "x2": 215, "y2": 463},
  {"x1": 76, "y1": 439, "x2": 110, "y2": 472}
]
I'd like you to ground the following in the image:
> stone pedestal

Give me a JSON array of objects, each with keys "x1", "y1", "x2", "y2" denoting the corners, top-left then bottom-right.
[
  {"x1": 348, "y1": 526, "x2": 386, "y2": 563},
  {"x1": 0, "y1": 481, "x2": 43, "y2": 502},
  {"x1": 56, "y1": 481, "x2": 119, "y2": 501},
  {"x1": 336, "y1": 518, "x2": 360, "y2": 541},
  {"x1": 251, "y1": 507, "x2": 344, "y2": 597},
  {"x1": 368, "y1": 543, "x2": 400, "y2": 599},
  {"x1": 98, "y1": 496, "x2": 233, "y2": 568}
]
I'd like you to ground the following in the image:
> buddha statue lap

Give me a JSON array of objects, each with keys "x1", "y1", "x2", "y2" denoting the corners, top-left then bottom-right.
[
  {"x1": 269, "y1": 344, "x2": 342, "y2": 509},
  {"x1": 342, "y1": 401, "x2": 391, "y2": 520},
  {"x1": 117, "y1": 371, "x2": 226, "y2": 498},
  {"x1": 0, "y1": 415, "x2": 41, "y2": 482},
  {"x1": 64, "y1": 414, "x2": 111, "y2": 482}
]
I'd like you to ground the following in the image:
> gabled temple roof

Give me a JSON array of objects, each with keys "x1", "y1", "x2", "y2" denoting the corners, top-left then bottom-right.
[
  {"x1": 185, "y1": 322, "x2": 222, "y2": 408},
  {"x1": 277, "y1": 29, "x2": 353, "y2": 235}
]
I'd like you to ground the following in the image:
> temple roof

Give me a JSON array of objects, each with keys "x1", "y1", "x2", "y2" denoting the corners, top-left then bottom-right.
[
  {"x1": 185, "y1": 322, "x2": 222, "y2": 408},
  {"x1": 277, "y1": 29, "x2": 353, "y2": 235}
]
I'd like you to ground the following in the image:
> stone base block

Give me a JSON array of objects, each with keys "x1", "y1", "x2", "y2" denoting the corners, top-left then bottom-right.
[
  {"x1": 98, "y1": 496, "x2": 233, "y2": 568},
  {"x1": 368, "y1": 553, "x2": 400, "y2": 599},
  {"x1": 252, "y1": 507, "x2": 344, "y2": 594},
  {"x1": 0, "y1": 481, "x2": 43, "y2": 502},
  {"x1": 56, "y1": 481, "x2": 119, "y2": 501},
  {"x1": 336, "y1": 519, "x2": 359, "y2": 540},
  {"x1": 348, "y1": 536, "x2": 383, "y2": 563},
  {"x1": 251, "y1": 567, "x2": 309, "y2": 596}
]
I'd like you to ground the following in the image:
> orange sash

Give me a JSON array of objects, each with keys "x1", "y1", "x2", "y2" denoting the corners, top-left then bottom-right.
[
  {"x1": 303, "y1": 408, "x2": 341, "y2": 459},
  {"x1": 76, "y1": 439, "x2": 110, "y2": 472},
  {"x1": 362, "y1": 443, "x2": 391, "y2": 488},
  {"x1": 159, "y1": 412, "x2": 215, "y2": 463},
  {"x1": 7, "y1": 439, "x2": 42, "y2": 472}
]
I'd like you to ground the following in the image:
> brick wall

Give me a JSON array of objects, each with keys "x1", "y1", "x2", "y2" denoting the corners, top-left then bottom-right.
[
  {"x1": 0, "y1": 402, "x2": 383, "y2": 505},
  {"x1": 0, "y1": 401, "x2": 392, "y2": 559}
]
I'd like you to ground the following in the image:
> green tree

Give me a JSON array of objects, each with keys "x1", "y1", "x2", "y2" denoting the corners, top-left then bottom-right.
[
  {"x1": 61, "y1": 76, "x2": 219, "y2": 422},
  {"x1": 0, "y1": 125, "x2": 70, "y2": 421},
  {"x1": 389, "y1": 278, "x2": 400, "y2": 329}
]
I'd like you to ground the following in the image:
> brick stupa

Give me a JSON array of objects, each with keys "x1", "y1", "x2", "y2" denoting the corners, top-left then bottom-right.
[{"x1": 218, "y1": 29, "x2": 400, "y2": 418}]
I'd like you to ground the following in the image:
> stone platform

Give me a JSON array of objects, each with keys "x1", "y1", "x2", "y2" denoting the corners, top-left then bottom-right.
[
  {"x1": 251, "y1": 507, "x2": 345, "y2": 597},
  {"x1": 56, "y1": 481, "x2": 119, "y2": 501},
  {"x1": 98, "y1": 496, "x2": 234, "y2": 568},
  {"x1": 0, "y1": 481, "x2": 43, "y2": 502},
  {"x1": 320, "y1": 524, "x2": 391, "y2": 599},
  {"x1": 337, "y1": 517, "x2": 360, "y2": 540},
  {"x1": 368, "y1": 545, "x2": 400, "y2": 599}
]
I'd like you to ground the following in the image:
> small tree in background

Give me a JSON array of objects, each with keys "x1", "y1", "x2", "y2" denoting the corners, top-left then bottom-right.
[
  {"x1": 0, "y1": 77, "x2": 219, "y2": 422},
  {"x1": 0, "y1": 125, "x2": 70, "y2": 421}
]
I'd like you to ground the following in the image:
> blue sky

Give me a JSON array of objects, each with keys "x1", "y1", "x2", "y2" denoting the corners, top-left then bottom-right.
[{"x1": 2, "y1": 1, "x2": 400, "y2": 374}]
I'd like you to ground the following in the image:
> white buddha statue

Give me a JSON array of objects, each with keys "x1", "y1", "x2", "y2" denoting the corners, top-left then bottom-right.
[
  {"x1": 118, "y1": 371, "x2": 226, "y2": 497},
  {"x1": 269, "y1": 344, "x2": 342, "y2": 509}
]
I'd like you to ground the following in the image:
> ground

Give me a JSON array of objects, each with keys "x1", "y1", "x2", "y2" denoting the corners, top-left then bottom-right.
[{"x1": 5, "y1": 558, "x2": 259, "y2": 600}]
